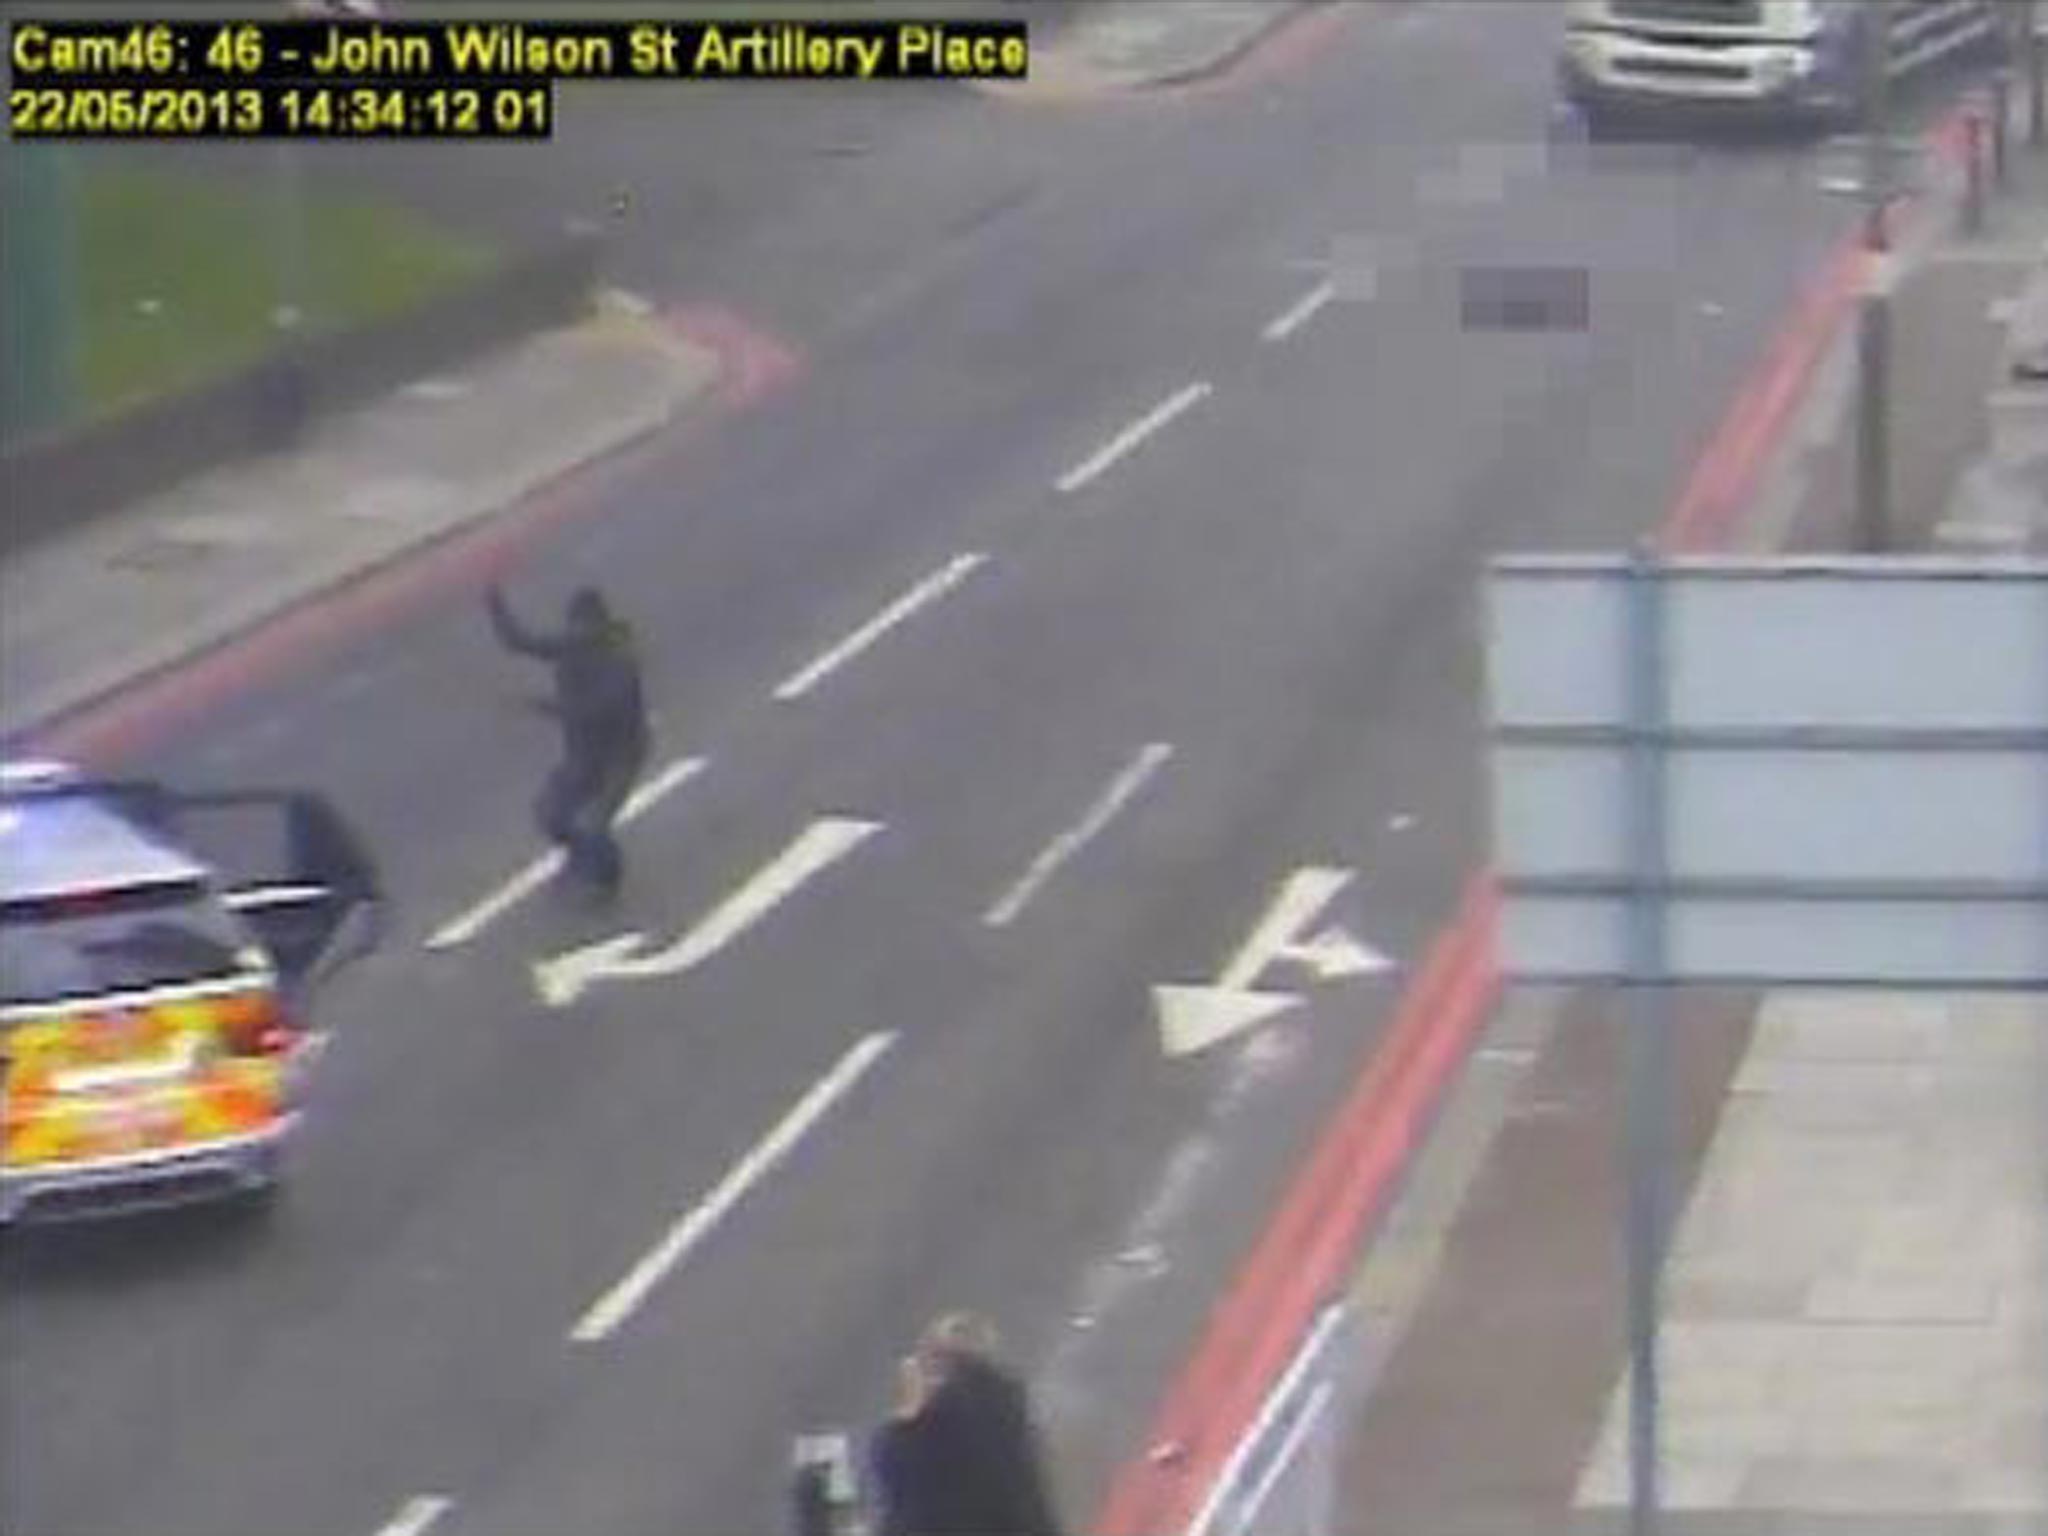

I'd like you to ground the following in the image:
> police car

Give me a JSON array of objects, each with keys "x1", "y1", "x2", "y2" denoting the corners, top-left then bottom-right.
[{"x1": 0, "y1": 760, "x2": 381, "y2": 1224}]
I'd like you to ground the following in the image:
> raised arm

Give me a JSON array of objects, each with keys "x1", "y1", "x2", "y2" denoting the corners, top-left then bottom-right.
[{"x1": 486, "y1": 585, "x2": 568, "y2": 660}]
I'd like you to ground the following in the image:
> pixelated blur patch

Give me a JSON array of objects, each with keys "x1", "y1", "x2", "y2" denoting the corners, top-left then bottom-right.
[
  {"x1": 1330, "y1": 234, "x2": 1389, "y2": 301},
  {"x1": 1545, "y1": 137, "x2": 1702, "y2": 178},
  {"x1": 1417, "y1": 141, "x2": 1551, "y2": 209},
  {"x1": 1458, "y1": 265, "x2": 1591, "y2": 332}
]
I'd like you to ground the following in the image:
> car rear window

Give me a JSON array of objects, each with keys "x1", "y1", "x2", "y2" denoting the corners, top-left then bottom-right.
[{"x1": 0, "y1": 882, "x2": 258, "y2": 1007}]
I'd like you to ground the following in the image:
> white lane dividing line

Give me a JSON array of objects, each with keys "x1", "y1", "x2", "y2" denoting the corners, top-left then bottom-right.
[
  {"x1": 1055, "y1": 382, "x2": 1213, "y2": 495},
  {"x1": 424, "y1": 754, "x2": 708, "y2": 951},
  {"x1": 982, "y1": 742, "x2": 1175, "y2": 928},
  {"x1": 372, "y1": 1495, "x2": 454, "y2": 1536},
  {"x1": 1261, "y1": 280, "x2": 1336, "y2": 342},
  {"x1": 773, "y1": 553, "x2": 986, "y2": 703},
  {"x1": 1234, "y1": 1381, "x2": 1335, "y2": 1535},
  {"x1": 1186, "y1": 1304, "x2": 1348, "y2": 1536},
  {"x1": 569, "y1": 1030, "x2": 898, "y2": 1343}
]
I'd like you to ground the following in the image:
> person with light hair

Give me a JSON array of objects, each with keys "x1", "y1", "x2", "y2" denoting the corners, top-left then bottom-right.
[{"x1": 868, "y1": 1310, "x2": 1065, "y2": 1535}]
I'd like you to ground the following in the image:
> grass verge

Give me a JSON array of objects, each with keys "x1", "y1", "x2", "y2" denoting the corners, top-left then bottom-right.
[{"x1": 74, "y1": 157, "x2": 492, "y2": 426}]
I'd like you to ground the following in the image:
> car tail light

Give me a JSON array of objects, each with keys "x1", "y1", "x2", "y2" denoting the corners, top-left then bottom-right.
[{"x1": 210, "y1": 991, "x2": 297, "y2": 1058}]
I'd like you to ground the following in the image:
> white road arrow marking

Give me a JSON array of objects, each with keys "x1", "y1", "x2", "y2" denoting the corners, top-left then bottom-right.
[
  {"x1": 1216, "y1": 867, "x2": 1391, "y2": 989},
  {"x1": 1277, "y1": 920, "x2": 1392, "y2": 980},
  {"x1": 531, "y1": 817, "x2": 884, "y2": 1008},
  {"x1": 1154, "y1": 866, "x2": 1394, "y2": 1058},
  {"x1": 372, "y1": 1496, "x2": 454, "y2": 1536},
  {"x1": 533, "y1": 933, "x2": 647, "y2": 1009},
  {"x1": 1154, "y1": 984, "x2": 1300, "y2": 1059}
]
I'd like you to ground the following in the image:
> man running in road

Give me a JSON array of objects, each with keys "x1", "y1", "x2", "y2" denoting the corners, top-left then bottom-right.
[{"x1": 486, "y1": 582, "x2": 650, "y2": 901}]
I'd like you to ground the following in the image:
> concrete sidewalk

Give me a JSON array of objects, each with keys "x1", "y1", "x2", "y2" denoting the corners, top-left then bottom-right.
[
  {"x1": 1327, "y1": 100, "x2": 2048, "y2": 1536},
  {"x1": 1573, "y1": 993, "x2": 2046, "y2": 1527},
  {"x1": 0, "y1": 298, "x2": 721, "y2": 744},
  {"x1": 979, "y1": 0, "x2": 1319, "y2": 99}
]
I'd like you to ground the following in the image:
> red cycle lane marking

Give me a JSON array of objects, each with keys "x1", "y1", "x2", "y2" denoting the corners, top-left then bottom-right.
[
  {"x1": 1093, "y1": 881, "x2": 1497, "y2": 1536},
  {"x1": 18, "y1": 305, "x2": 806, "y2": 770},
  {"x1": 983, "y1": 1, "x2": 1362, "y2": 107},
  {"x1": 1663, "y1": 237, "x2": 1869, "y2": 552},
  {"x1": 1159, "y1": 1, "x2": 1369, "y2": 100},
  {"x1": 1093, "y1": 95, "x2": 1980, "y2": 1536}
]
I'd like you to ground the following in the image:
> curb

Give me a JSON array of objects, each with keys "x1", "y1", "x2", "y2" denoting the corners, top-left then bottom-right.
[
  {"x1": 1136, "y1": 1, "x2": 1322, "y2": 91},
  {"x1": 10, "y1": 307, "x2": 728, "y2": 763},
  {"x1": 1094, "y1": 89, "x2": 1995, "y2": 1536},
  {"x1": 977, "y1": 0, "x2": 1321, "y2": 103}
]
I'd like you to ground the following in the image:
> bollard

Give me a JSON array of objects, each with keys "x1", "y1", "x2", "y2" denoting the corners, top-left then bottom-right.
[
  {"x1": 1994, "y1": 73, "x2": 2013, "y2": 189},
  {"x1": 1855, "y1": 271, "x2": 1893, "y2": 554},
  {"x1": 1964, "y1": 108, "x2": 1988, "y2": 236},
  {"x1": 2034, "y1": 0, "x2": 2047, "y2": 150}
]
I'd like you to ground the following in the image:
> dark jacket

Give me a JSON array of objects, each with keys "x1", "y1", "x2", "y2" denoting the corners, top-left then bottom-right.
[
  {"x1": 870, "y1": 1355, "x2": 1065, "y2": 1536},
  {"x1": 487, "y1": 588, "x2": 649, "y2": 762}
]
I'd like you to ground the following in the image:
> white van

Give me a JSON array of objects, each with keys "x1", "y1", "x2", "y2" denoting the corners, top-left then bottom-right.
[{"x1": 1558, "y1": 0, "x2": 2007, "y2": 132}]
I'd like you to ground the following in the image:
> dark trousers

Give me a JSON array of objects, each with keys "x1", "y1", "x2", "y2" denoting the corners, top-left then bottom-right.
[{"x1": 537, "y1": 742, "x2": 644, "y2": 890}]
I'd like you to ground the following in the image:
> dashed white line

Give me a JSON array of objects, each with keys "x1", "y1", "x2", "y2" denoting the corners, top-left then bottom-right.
[
  {"x1": 982, "y1": 742, "x2": 1175, "y2": 927},
  {"x1": 373, "y1": 1495, "x2": 453, "y2": 1536},
  {"x1": 1055, "y1": 382, "x2": 1213, "y2": 494},
  {"x1": 569, "y1": 1030, "x2": 898, "y2": 1343},
  {"x1": 773, "y1": 553, "x2": 986, "y2": 702},
  {"x1": 424, "y1": 754, "x2": 708, "y2": 950},
  {"x1": 1261, "y1": 280, "x2": 1336, "y2": 342}
]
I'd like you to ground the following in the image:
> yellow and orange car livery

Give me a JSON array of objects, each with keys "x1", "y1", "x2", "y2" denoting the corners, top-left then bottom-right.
[{"x1": 2, "y1": 978, "x2": 305, "y2": 1173}]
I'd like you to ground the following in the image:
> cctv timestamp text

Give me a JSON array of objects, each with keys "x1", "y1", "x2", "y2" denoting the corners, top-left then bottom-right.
[{"x1": 7, "y1": 80, "x2": 555, "y2": 139}]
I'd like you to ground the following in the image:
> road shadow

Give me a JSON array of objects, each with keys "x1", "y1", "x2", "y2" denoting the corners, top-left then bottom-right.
[{"x1": 1, "y1": 1196, "x2": 277, "y2": 1295}]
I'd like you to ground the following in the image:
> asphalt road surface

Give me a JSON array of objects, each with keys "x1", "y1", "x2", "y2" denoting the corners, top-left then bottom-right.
[{"x1": 4, "y1": 5, "x2": 1876, "y2": 1534}]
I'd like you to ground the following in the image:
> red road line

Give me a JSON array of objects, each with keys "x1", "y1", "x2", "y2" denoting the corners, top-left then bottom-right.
[
  {"x1": 1094, "y1": 882, "x2": 1501, "y2": 1536},
  {"x1": 1662, "y1": 237, "x2": 1869, "y2": 552},
  {"x1": 664, "y1": 304, "x2": 806, "y2": 407},
  {"x1": 1093, "y1": 94, "x2": 1983, "y2": 1536},
  {"x1": 1665, "y1": 98, "x2": 1976, "y2": 551},
  {"x1": 1158, "y1": 1, "x2": 1367, "y2": 100},
  {"x1": 1103, "y1": 886, "x2": 1487, "y2": 1506},
  {"x1": 983, "y1": 1, "x2": 1360, "y2": 106}
]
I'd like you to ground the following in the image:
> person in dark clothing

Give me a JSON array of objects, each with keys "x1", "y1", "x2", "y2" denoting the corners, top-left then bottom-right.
[
  {"x1": 869, "y1": 1313, "x2": 1066, "y2": 1536},
  {"x1": 486, "y1": 582, "x2": 649, "y2": 898}
]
